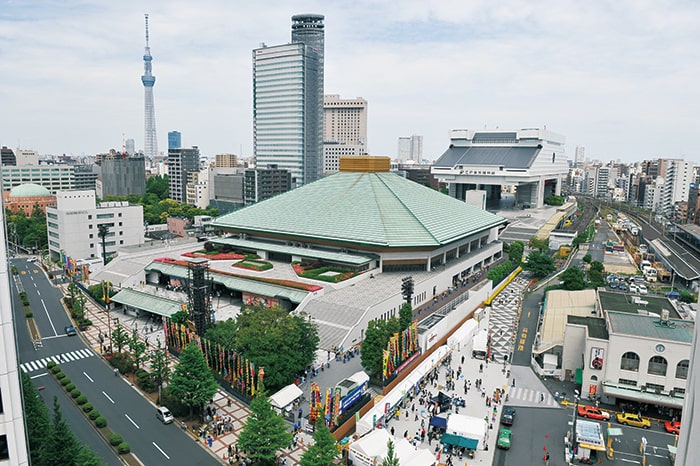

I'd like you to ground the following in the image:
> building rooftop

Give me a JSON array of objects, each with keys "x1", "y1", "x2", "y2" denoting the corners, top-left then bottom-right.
[
  {"x1": 212, "y1": 170, "x2": 505, "y2": 248},
  {"x1": 537, "y1": 289, "x2": 598, "y2": 353},
  {"x1": 567, "y1": 315, "x2": 609, "y2": 340},
  {"x1": 607, "y1": 311, "x2": 694, "y2": 343},
  {"x1": 9, "y1": 183, "x2": 51, "y2": 197},
  {"x1": 433, "y1": 146, "x2": 540, "y2": 169},
  {"x1": 598, "y1": 291, "x2": 680, "y2": 319}
]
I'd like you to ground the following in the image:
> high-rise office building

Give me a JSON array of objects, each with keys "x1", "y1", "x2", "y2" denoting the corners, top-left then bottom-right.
[
  {"x1": 323, "y1": 95, "x2": 367, "y2": 174},
  {"x1": 575, "y1": 146, "x2": 585, "y2": 165},
  {"x1": 125, "y1": 139, "x2": 135, "y2": 155},
  {"x1": 398, "y1": 135, "x2": 423, "y2": 162},
  {"x1": 168, "y1": 147, "x2": 200, "y2": 203},
  {"x1": 215, "y1": 153, "x2": 238, "y2": 168},
  {"x1": 168, "y1": 131, "x2": 181, "y2": 150},
  {"x1": 1, "y1": 146, "x2": 16, "y2": 166},
  {"x1": 141, "y1": 14, "x2": 158, "y2": 159},
  {"x1": 253, "y1": 14, "x2": 324, "y2": 187},
  {"x1": 100, "y1": 156, "x2": 146, "y2": 197}
]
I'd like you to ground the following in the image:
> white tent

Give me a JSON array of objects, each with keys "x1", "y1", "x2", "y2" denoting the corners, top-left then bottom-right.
[
  {"x1": 446, "y1": 413, "x2": 486, "y2": 448},
  {"x1": 269, "y1": 383, "x2": 303, "y2": 413},
  {"x1": 447, "y1": 318, "x2": 478, "y2": 351},
  {"x1": 349, "y1": 429, "x2": 436, "y2": 466},
  {"x1": 356, "y1": 345, "x2": 452, "y2": 435}
]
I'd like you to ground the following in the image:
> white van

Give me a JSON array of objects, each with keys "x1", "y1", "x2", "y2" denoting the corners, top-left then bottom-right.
[{"x1": 156, "y1": 406, "x2": 174, "y2": 424}]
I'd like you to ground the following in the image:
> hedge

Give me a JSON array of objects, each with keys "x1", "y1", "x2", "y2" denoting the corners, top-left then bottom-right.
[
  {"x1": 117, "y1": 443, "x2": 131, "y2": 454},
  {"x1": 109, "y1": 434, "x2": 123, "y2": 446}
]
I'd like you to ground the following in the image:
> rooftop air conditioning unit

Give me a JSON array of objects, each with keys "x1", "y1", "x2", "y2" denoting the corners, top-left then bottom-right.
[{"x1": 661, "y1": 309, "x2": 670, "y2": 322}]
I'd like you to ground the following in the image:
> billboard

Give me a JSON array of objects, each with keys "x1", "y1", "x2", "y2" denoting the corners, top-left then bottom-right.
[{"x1": 590, "y1": 347, "x2": 604, "y2": 370}]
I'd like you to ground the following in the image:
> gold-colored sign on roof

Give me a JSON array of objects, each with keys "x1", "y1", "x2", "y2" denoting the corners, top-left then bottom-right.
[{"x1": 339, "y1": 156, "x2": 390, "y2": 172}]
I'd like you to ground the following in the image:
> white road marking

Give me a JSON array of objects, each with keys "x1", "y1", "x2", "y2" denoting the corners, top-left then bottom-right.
[
  {"x1": 125, "y1": 414, "x2": 140, "y2": 429},
  {"x1": 83, "y1": 372, "x2": 94, "y2": 383},
  {"x1": 153, "y1": 442, "x2": 170, "y2": 459},
  {"x1": 41, "y1": 299, "x2": 57, "y2": 335},
  {"x1": 102, "y1": 391, "x2": 115, "y2": 404},
  {"x1": 30, "y1": 373, "x2": 48, "y2": 379}
]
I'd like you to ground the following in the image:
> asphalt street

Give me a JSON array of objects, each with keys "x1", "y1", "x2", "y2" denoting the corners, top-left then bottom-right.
[{"x1": 13, "y1": 258, "x2": 218, "y2": 465}]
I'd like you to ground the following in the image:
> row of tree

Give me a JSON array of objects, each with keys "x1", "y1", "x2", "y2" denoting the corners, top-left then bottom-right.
[
  {"x1": 21, "y1": 372, "x2": 103, "y2": 466},
  {"x1": 360, "y1": 302, "x2": 413, "y2": 376}
]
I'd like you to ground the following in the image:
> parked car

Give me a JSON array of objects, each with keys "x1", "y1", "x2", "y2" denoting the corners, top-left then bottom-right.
[
  {"x1": 664, "y1": 421, "x2": 681, "y2": 435},
  {"x1": 156, "y1": 406, "x2": 174, "y2": 424},
  {"x1": 497, "y1": 428, "x2": 512, "y2": 450},
  {"x1": 578, "y1": 405, "x2": 610, "y2": 421},
  {"x1": 629, "y1": 284, "x2": 639, "y2": 294},
  {"x1": 665, "y1": 291, "x2": 681, "y2": 300},
  {"x1": 501, "y1": 407, "x2": 516, "y2": 425},
  {"x1": 616, "y1": 412, "x2": 651, "y2": 429},
  {"x1": 64, "y1": 325, "x2": 77, "y2": 336},
  {"x1": 638, "y1": 284, "x2": 648, "y2": 295}
]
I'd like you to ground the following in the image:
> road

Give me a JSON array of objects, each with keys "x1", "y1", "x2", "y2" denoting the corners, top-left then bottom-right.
[{"x1": 13, "y1": 258, "x2": 218, "y2": 465}]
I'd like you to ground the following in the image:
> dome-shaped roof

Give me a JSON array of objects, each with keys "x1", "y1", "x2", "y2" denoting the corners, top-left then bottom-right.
[{"x1": 9, "y1": 183, "x2": 51, "y2": 198}]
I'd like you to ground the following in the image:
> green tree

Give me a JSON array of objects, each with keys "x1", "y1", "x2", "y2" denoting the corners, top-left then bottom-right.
[
  {"x1": 300, "y1": 420, "x2": 339, "y2": 466},
  {"x1": 508, "y1": 241, "x2": 524, "y2": 263},
  {"x1": 560, "y1": 267, "x2": 586, "y2": 290},
  {"x1": 529, "y1": 237, "x2": 550, "y2": 252},
  {"x1": 75, "y1": 444, "x2": 104, "y2": 466},
  {"x1": 205, "y1": 318, "x2": 237, "y2": 349},
  {"x1": 146, "y1": 174, "x2": 169, "y2": 200},
  {"x1": 237, "y1": 390, "x2": 293, "y2": 465},
  {"x1": 149, "y1": 339, "x2": 171, "y2": 394},
  {"x1": 523, "y1": 252, "x2": 555, "y2": 278},
  {"x1": 128, "y1": 330, "x2": 148, "y2": 372},
  {"x1": 234, "y1": 305, "x2": 318, "y2": 392},
  {"x1": 21, "y1": 371, "x2": 51, "y2": 466},
  {"x1": 46, "y1": 396, "x2": 81, "y2": 466},
  {"x1": 399, "y1": 302, "x2": 413, "y2": 332},
  {"x1": 111, "y1": 320, "x2": 130, "y2": 354},
  {"x1": 381, "y1": 439, "x2": 400, "y2": 466},
  {"x1": 169, "y1": 342, "x2": 219, "y2": 418},
  {"x1": 588, "y1": 269, "x2": 606, "y2": 288},
  {"x1": 544, "y1": 195, "x2": 565, "y2": 206},
  {"x1": 170, "y1": 310, "x2": 189, "y2": 325},
  {"x1": 589, "y1": 260, "x2": 604, "y2": 273},
  {"x1": 360, "y1": 317, "x2": 400, "y2": 376},
  {"x1": 582, "y1": 254, "x2": 592, "y2": 263}
]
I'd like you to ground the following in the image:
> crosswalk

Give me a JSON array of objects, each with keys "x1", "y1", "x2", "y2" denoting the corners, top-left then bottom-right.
[
  {"x1": 506, "y1": 386, "x2": 558, "y2": 407},
  {"x1": 20, "y1": 349, "x2": 95, "y2": 373}
]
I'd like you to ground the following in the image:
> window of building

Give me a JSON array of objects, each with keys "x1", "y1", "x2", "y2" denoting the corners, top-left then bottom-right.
[
  {"x1": 120, "y1": 240, "x2": 124, "y2": 245},
  {"x1": 645, "y1": 382, "x2": 664, "y2": 393},
  {"x1": 648, "y1": 356, "x2": 668, "y2": 376},
  {"x1": 620, "y1": 352, "x2": 640, "y2": 371},
  {"x1": 89, "y1": 224, "x2": 93, "y2": 229},
  {"x1": 673, "y1": 387, "x2": 686, "y2": 395},
  {"x1": 96, "y1": 213, "x2": 114, "y2": 219},
  {"x1": 676, "y1": 360, "x2": 689, "y2": 379},
  {"x1": 0, "y1": 434, "x2": 8, "y2": 460},
  {"x1": 618, "y1": 378, "x2": 636, "y2": 387},
  {"x1": 88, "y1": 214, "x2": 92, "y2": 220}
]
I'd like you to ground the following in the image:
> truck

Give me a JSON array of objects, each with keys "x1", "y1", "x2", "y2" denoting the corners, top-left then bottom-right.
[
  {"x1": 472, "y1": 330, "x2": 488, "y2": 360},
  {"x1": 643, "y1": 267, "x2": 658, "y2": 282}
]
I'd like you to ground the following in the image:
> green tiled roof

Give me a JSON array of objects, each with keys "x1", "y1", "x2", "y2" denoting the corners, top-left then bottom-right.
[
  {"x1": 145, "y1": 261, "x2": 309, "y2": 304},
  {"x1": 211, "y1": 171, "x2": 505, "y2": 248},
  {"x1": 111, "y1": 288, "x2": 183, "y2": 317},
  {"x1": 607, "y1": 311, "x2": 694, "y2": 343}
]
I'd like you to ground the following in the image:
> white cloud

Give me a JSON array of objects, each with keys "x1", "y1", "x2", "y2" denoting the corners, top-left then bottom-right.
[{"x1": 1, "y1": 0, "x2": 698, "y2": 163}]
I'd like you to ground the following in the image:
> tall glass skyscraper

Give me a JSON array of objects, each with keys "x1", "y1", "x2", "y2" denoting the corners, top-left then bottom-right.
[
  {"x1": 168, "y1": 131, "x2": 181, "y2": 150},
  {"x1": 253, "y1": 14, "x2": 324, "y2": 187}
]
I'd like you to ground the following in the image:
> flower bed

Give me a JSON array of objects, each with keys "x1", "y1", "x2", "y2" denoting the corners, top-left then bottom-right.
[
  {"x1": 233, "y1": 260, "x2": 273, "y2": 271},
  {"x1": 182, "y1": 251, "x2": 246, "y2": 261},
  {"x1": 291, "y1": 262, "x2": 358, "y2": 283},
  {"x1": 154, "y1": 257, "x2": 322, "y2": 292}
]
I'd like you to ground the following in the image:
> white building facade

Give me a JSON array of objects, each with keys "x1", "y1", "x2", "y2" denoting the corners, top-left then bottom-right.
[
  {"x1": 431, "y1": 128, "x2": 568, "y2": 208},
  {"x1": 46, "y1": 190, "x2": 144, "y2": 262},
  {"x1": 322, "y1": 94, "x2": 367, "y2": 175}
]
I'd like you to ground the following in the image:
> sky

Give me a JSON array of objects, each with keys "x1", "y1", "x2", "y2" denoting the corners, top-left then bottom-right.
[{"x1": 1, "y1": 0, "x2": 699, "y2": 164}]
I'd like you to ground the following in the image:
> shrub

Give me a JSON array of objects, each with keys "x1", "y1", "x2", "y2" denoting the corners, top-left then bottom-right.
[
  {"x1": 46, "y1": 361, "x2": 56, "y2": 369},
  {"x1": 70, "y1": 389, "x2": 81, "y2": 398},
  {"x1": 95, "y1": 416, "x2": 107, "y2": 428},
  {"x1": 88, "y1": 410, "x2": 101, "y2": 420},
  {"x1": 82, "y1": 403, "x2": 94, "y2": 413},
  {"x1": 117, "y1": 442, "x2": 131, "y2": 454},
  {"x1": 65, "y1": 383, "x2": 76, "y2": 392},
  {"x1": 60, "y1": 378, "x2": 71, "y2": 387},
  {"x1": 76, "y1": 395, "x2": 88, "y2": 405},
  {"x1": 109, "y1": 433, "x2": 123, "y2": 446},
  {"x1": 55, "y1": 368, "x2": 65, "y2": 377},
  {"x1": 25, "y1": 311, "x2": 33, "y2": 318},
  {"x1": 136, "y1": 369, "x2": 156, "y2": 393}
]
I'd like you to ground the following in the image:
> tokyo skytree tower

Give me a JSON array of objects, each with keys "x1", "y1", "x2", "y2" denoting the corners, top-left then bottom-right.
[{"x1": 142, "y1": 14, "x2": 158, "y2": 159}]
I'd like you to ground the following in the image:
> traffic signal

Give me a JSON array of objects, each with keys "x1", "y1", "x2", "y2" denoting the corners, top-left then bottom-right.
[{"x1": 401, "y1": 276, "x2": 414, "y2": 303}]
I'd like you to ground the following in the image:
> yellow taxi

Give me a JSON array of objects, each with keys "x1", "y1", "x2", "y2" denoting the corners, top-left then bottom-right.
[{"x1": 616, "y1": 412, "x2": 651, "y2": 429}]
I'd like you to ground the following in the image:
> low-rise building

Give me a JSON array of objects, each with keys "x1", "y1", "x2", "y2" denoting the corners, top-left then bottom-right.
[{"x1": 46, "y1": 190, "x2": 144, "y2": 262}]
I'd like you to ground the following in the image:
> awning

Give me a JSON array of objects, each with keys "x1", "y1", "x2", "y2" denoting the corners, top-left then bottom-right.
[
  {"x1": 575, "y1": 368, "x2": 583, "y2": 385},
  {"x1": 578, "y1": 442, "x2": 606, "y2": 452},
  {"x1": 440, "y1": 433, "x2": 478, "y2": 450},
  {"x1": 429, "y1": 416, "x2": 447, "y2": 430}
]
